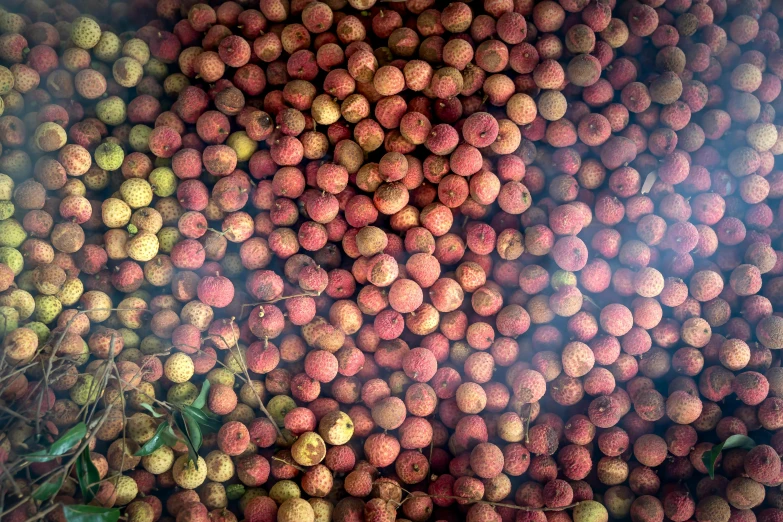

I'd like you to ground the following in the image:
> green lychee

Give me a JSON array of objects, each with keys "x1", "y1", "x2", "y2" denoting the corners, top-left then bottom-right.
[
  {"x1": 267, "y1": 395, "x2": 297, "y2": 426},
  {"x1": 0, "y1": 219, "x2": 26, "y2": 247},
  {"x1": 129, "y1": 125, "x2": 152, "y2": 152},
  {"x1": 93, "y1": 31, "x2": 122, "y2": 62},
  {"x1": 0, "y1": 201, "x2": 14, "y2": 220},
  {"x1": 167, "y1": 381, "x2": 198, "y2": 406},
  {"x1": 144, "y1": 58, "x2": 168, "y2": 80},
  {"x1": 149, "y1": 167, "x2": 177, "y2": 197},
  {"x1": 95, "y1": 142, "x2": 125, "y2": 171},
  {"x1": 0, "y1": 247, "x2": 22, "y2": 274},
  {"x1": 142, "y1": 444, "x2": 174, "y2": 475},
  {"x1": 70, "y1": 374, "x2": 101, "y2": 405},
  {"x1": 34, "y1": 295, "x2": 62, "y2": 324},
  {"x1": 0, "y1": 65, "x2": 13, "y2": 95},
  {"x1": 574, "y1": 500, "x2": 609, "y2": 522},
  {"x1": 96, "y1": 96, "x2": 127, "y2": 126},
  {"x1": 122, "y1": 39, "x2": 150, "y2": 65},
  {"x1": 172, "y1": 454, "x2": 208, "y2": 489},
  {"x1": 227, "y1": 131, "x2": 258, "y2": 162},
  {"x1": 70, "y1": 17, "x2": 102, "y2": 49},
  {"x1": 113, "y1": 474, "x2": 138, "y2": 505}
]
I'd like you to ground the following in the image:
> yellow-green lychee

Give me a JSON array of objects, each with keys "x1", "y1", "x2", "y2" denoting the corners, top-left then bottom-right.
[
  {"x1": 318, "y1": 411, "x2": 354, "y2": 445},
  {"x1": 95, "y1": 142, "x2": 125, "y2": 171},
  {"x1": 34, "y1": 295, "x2": 62, "y2": 324},
  {"x1": 164, "y1": 352, "x2": 195, "y2": 383},
  {"x1": 126, "y1": 500, "x2": 154, "y2": 522},
  {"x1": 291, "y1": 432, "x2": 326, "y2": 466},
  {"x1": 0, "y1": 288, "x2": 34, "y2": 319},
  {"x1": 172, "y1": 454, "x2": 208, "y2": 489},
  {"x1": 227, "y1": 131, "x2": 258, "y2": 162},
  {"x1": 0, "y1": 201, "x2": 14, "y2": 220},
  {"x1": 167, "y1": 381, "x2": 198, "y2": 406},
  {"x1": 70, "y1": 374, "x2": 101, "y2": 405},
  {"x1": 267, "y1": 395, "x2": 297, "y2": 427},
  {"x1": 123, "y1": 39, "x2": 150, "y2": 65},
  {"x1": 206, "y1": 367, "x2": 236, "y2": 387},
  {"x1": 0, "y1": 247, "x2": 23, "y2": 274},
  {"x1": 0, "y1": 219, "x2": 27, "y2": 247},
  {"x1": 270, "y1": 480, "x2": 301, "y2": 504},
  {"x1": 149, "y1": 167, "x2": 177, "y2": 197},
  {"x1": 112, "y1": 474, "x2": 138, "y2": 505},
  {"x1": 96, "y1": 96, "x2": 127, "y2": 126},
  {"x1": 205, "y1": 450, "x2": 236, "y2": 482},
  {"x1": 93, "y1": 31, "x2": 122, "y2": 62},
  {"x1": 129, "y1": 125, "x2": 152, "y2": 152},
  {"x1": 142, "y1": 444, "x2": 175, "y2": 475},
  {"x1": 70, "y1": 17, "x2": 102, "y2": 49},
  {"x1": 574, "y1": 500, "x2": 609, "y2": 522}
]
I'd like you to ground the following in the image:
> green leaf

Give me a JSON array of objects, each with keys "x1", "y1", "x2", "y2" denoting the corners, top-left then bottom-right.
[
  {"x1": 173, "y1": 411, "x2": 200, "y2": 467},
  {"x1": 226, "y1": 483, "x2": 246, "y2": 501},
  {"x1": 76, "y1": 446, "x2": 100, "y2": 503},
  {"x1": 191, "y1": 379, "x2": 211, "y2": 409},
  {"x1": 26, "y1": 423, "x2": 87, "y2": 462},
  {"x1": 63, "y1": 505, "x2": 120, "y2": 522},
  {"x1": 182, "y1": 405, "x2": 222, "y2": 433},
  {"x1": 181, "y1": 409, "x2": 205, "y2": 451},
  {"x1": 32, "y1": 474, "x2": 64, "y2": 501},
  {"x1": 49, "y1": 423, "x2": 87, "y2": 455},
  {"x1": 160, "y1": 423, "x2": 181, "y2": 447},
  {"x1": 134, "y1": 422, "x2": 176, "y2": 457},
  {"x1": 139, "y1": 403, "x2": 165, "y2": 418},
  {"x1": 702, "y1": 435, "x2": 756, "y2": 479}
]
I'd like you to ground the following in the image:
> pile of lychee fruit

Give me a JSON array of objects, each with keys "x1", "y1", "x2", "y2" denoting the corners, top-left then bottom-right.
[{"x1": 3, "y1": 0, "x2": 783, "y2": 521}]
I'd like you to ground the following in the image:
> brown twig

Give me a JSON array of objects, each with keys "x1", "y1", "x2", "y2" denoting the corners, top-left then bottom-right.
[
  {"x1": 271, "y1": 455, "x2": 305, "y2": 472},
  {"x1": 226, "y1": 319, "x2": 284, "y2": 440},
  {"x1": 239, "y1": 291, "x2": 319, "y2": 312},
  {"x1": 429, "y1": 496, "x2": 580, "y2": 511},
  {"x1": 0, "y1": 307, "x2": 134, "y2": 512}
]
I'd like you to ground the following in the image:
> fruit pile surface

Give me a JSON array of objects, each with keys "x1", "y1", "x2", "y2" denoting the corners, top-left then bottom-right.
[{"x1": 1, "y1": 0, "x2": 783, "y2": 522}]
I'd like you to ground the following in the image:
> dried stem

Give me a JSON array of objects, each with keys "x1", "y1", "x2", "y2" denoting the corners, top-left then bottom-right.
[
  {"x1": 239, "y1": 291, "x2": 319, "y2": 313},
  {"x1": 0, "y1": 307, "x2": 137, "y2": 513},
  {"x1": 224, "y1": 319, "x2": 284, "y2": 440},
  {"x1": 271, "y1": 455, "x2": 305, "y2": 472}
]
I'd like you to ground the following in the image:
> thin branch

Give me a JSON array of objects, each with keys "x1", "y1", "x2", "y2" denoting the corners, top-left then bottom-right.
[
  {"x1": 226, "y1": 319, "x2": 284, "y2": 439},
  {"x1": 271, "y1": 455, "x2": 305, "y2": 472}
]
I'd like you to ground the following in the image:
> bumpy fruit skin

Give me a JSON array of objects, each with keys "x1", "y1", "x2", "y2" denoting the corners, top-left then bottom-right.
[
  {"x1": 3, "y1": 0, "x2": 783, "y2": 521},
  {"x1": 172, "y1": 455, "x2": 208, "y2": 489},
  {"x1": 318, "y1": 411, "x2": 354, "y2": 445}
]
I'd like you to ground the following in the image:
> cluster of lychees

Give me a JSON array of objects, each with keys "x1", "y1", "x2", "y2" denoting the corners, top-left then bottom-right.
[{"x1": 1, "y1": 0, "x2": 783, "y2": 522}]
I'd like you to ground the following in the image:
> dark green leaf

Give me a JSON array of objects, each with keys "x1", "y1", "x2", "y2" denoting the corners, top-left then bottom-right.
[
  {"x1": 182, "y1": 405, "x2": 222, "y2": 432},
  {"x1": 191, "y1": 380, "x2": 211, "y2": 409},
  {"x1": 25, "y1": 452, "x2": 56, "y2": 463},
  {"x1": 702, "y1": 435, "x2": 756, "y2": 479},
  {"x1": 63, "y1": 505, "x2": 120, "y2": 522},
  {"x1": 181, "y1": 409, "x2": 204, "y2": 452},
  {"x1": 32, "y1": 474, "x2": 64, "y2": 501},
  {"x1": 139, "y1": 403, "x2": 165, "y2": 418},
  {"x1": 173, "y1": 411, "x2": 200, "y2": 466},
  {"x1": 49, "y1": 423, "x2": 87, "y2": 455},
  {"x1": 160, "y1": 423, "x2": 181, "y2": 447},
  {"x1": 26, "y1": 423, "x2": 87, "y2": 462},
  {"x1": 134, "y1": 422, "x2": 174, "y2": 457},
  {"x1": 76, "y1": 446, "x2": 100, "y2": 503},
  {"x1": 226, "y1": 484, "x2": 246, "y2": 501}
]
